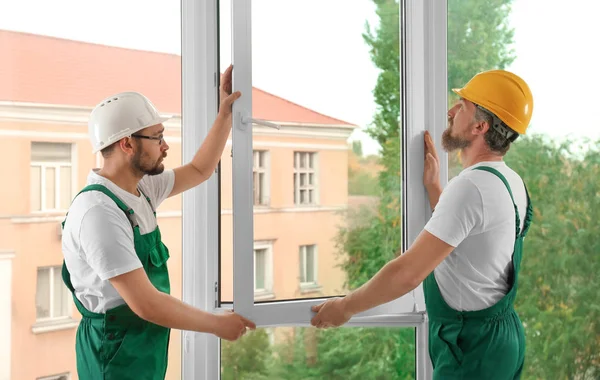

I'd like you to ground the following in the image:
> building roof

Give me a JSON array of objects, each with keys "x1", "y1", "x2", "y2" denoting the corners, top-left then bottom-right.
[{"x1": 0, "y1": 29, "x2": 354, "y2": 126}]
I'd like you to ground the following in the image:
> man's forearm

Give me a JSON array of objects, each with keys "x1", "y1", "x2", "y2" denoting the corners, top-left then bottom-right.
[
  {"x1": 341, "y1": 255, "x2": 417, "y2": 316},
  {"x1": 190, "y1": 113, "x2": 232, "y2": 177},
  {"x1": 426, "y1": 183, "x2": 442, "y2": 211},
  {"x1": 142, "y1": 291, "x2": 218, "y2": 334}
]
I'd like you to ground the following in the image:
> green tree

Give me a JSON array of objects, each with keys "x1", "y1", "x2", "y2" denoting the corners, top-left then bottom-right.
[
  {"x1": 221, "y1": 329, "x2": 272, "y2": 380},
  {"x1": 447, "y1": 0, "x2": 515, "y2": 102},
  {"x1": 506, "y1": 136, "x2": 600, "y2": 379},
  {"x1": 352, "y1": 140, "x2": 364, "y2": 157}
]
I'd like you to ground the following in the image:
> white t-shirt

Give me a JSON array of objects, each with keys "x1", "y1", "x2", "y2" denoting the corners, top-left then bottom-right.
[
  {"x1": 424, "y1": 161, "x2": 528, "y2": 311},
  {"x1": 62, "y1": 169, "x2": 175, "y2": 313}
]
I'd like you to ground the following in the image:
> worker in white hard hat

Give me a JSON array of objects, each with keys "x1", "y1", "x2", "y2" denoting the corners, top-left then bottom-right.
[{"x1": 61, "y1": 65, "x2": 256, "y2": 380}]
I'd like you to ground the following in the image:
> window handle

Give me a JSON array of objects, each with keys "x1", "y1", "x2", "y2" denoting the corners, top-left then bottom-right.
[{"x1": 238, "y1": 111, "x2": 281, "y2": 130}]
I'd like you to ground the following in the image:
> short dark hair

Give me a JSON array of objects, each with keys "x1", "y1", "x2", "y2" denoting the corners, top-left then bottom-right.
[
  {"x1": 100, "y1": 142, "x2": 117, "y2": 158},
  {"x1": 474, "y1": 107, "x2": 512, "y2": 156}
]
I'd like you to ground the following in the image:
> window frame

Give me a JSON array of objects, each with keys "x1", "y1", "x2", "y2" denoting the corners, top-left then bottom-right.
[
  {"x1": 252, "y1": 150, "x2": 270, "y2": 206},
  {"x1": 35, "y1": 266, "x2": 71, "y2": 323},
  {"x1": 181, "y1": 0, "x2": 448, "y2": 379},
  {"x1": 253, "y1": 241, "x2": 274, "y2": 299},
  {"x1": 299, "y1": 244, "x2": 318, "y2": 288},
  {"x1": 293, "y1": 151, "x2": 318, "y2": 206},
  {"x1": 30, "y1": 162, "x2": 72, "y2": 212},
  {"x1": 30, "y1": 142, "x2": 76, "y2": 213}
]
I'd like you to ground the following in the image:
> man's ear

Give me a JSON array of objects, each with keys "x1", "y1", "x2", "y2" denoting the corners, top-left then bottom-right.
[
  {"x1": 473, "y1": 119, "x2": 490, "y2": 136},
  {"x1": 119, "y1": 137, "x2": 136, "y2": 156}
]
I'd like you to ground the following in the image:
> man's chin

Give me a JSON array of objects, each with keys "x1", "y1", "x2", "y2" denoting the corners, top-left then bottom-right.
[{"x1": 147, "y1": 164, "x2": 165, "y2": 176}]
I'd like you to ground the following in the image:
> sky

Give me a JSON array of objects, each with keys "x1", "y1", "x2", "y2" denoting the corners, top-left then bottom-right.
[{"x1": 0, "y1": 0, "x2": 598, "y2": 156}]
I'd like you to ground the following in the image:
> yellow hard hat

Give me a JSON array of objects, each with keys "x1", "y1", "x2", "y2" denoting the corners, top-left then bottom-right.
[{"x1": 452, "y1": 70, "x2": 533, "y2": 135}]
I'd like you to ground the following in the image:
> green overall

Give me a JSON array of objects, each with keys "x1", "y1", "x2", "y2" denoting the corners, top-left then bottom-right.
[
  {"x1": 61, "y1": 184, "x2": 171, "y2": 380},
  {"x1": 424, "y1": 166, "x2": 533, "y2": 379}
]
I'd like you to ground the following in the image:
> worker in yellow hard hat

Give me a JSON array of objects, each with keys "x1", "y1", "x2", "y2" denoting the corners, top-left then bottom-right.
[{"x1": 310, "y1": 69, "x2": 534, "y2": 380}]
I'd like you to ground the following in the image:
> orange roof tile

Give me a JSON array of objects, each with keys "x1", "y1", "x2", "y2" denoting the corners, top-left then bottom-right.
[{"x1": 0, "y1": 29, "x2": 354, "y2": 126}]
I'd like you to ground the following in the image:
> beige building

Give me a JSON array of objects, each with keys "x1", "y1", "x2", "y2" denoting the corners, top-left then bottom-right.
[{"x1": 0, "y1": 29, "x2": 355, "y2": 379}]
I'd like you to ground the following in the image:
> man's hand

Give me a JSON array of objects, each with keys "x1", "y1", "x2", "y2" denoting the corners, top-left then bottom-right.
[
  {"x1": 423, "y1": 131, "x2": 441, "y2": 190},
  {"x1": 310, "y1": 298, "x2": 352, "y2": 329},
  {"x1": 219, "y1": 64, "x2": 242, "y2": 118},
  {"x1": 212, "y1": 310, "x2": 257, "y2": 341}
]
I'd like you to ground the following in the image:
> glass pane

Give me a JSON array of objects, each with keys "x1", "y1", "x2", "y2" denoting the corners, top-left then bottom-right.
[
  {"x1": 306, "y1": 246, "x2": 315, "y2": 283},
  {"x1": 447, "y1": 1, "x2": 600, "y2": 379},
  {"x1": 221, "y1": 327, "x2": 415, "y2": 379},
  {"x1": 60, "y1": 166, "x2": 71, "y2": 209},
  {"x1": 45, "y1": 167, "x2": 56, "y2": 210},
  {"x1": 36, "y1": 268, "x2": 50, "y2": 319},
  {"x1": 218, "y1": 0, "x2": 396, "y2": 303},
  {"x1": 299, "y1": 247, "x2": 305, "y2": 282},
  {"x1": 254, "y1": 249, "x2": 266, "y2": 291},
  {"x1": 3, "y1": 2, "x2": 182, "y2": 378},
  {"x1": 52, "y1": 266, "x2": 68, "y2": 317},
  {"x1": 259, "y1": 173, "x2": 266, "y2": 205},
  {"x1": 30, "y1": 166, "x2": 41, "y2": 211},
  {"x1": 253, "y1": 171, "x2": 260, "y2": 205}
]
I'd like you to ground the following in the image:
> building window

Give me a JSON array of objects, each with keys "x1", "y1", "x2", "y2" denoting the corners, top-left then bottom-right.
[
  {"x1": 30, "y1": 142, "x2": 73, "y2": 211},
  {"x1": 253, "y1": 150, "x2": 269, "y2": 205},
  {"x1": 299, "y1": 245, "x2": 318, "y2": 287},
  {"x1": 37, "y1": 374, "x2": 71, "y2": 380},
  {"x1": 254, "y1": 241, "x2": 273, "y2": 299},
  {"x1": 293, "y1": 152, "x2": 317, "y2": 205},
  {"x1": 36, "y1": 266, "x2": 70, "y2": 321}
]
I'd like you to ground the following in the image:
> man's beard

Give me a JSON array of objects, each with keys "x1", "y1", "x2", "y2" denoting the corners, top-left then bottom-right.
[
  {"x1": 442, "y1": 119, "x2": 472, "y2": 152},
  {"x1": 132, "y1": 149, "x2": 166, "y2": 176}
]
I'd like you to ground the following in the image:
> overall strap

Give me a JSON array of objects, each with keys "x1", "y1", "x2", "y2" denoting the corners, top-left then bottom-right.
[
  {"x1": 63, "y1": 184, "x2": 139, "y2": 229},
  {"x1": 521, "y1": 185, "x2": 533, "y2": 238},
  {"x1": 473, "y1": 166, "x2": 522, "y2": 237},
  {"x1": 137, "y1": 187, "x2": 156, "y2": 216}
]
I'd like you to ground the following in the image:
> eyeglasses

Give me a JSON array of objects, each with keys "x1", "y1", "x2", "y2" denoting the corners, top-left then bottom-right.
[{"x1": 131, "y1": 134, "x2": 165, "y2": 145}]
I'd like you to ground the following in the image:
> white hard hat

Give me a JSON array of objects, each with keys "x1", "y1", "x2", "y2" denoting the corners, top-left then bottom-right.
[{"x1": 88, "y1": 91, "x2": 171, "y2": 153}]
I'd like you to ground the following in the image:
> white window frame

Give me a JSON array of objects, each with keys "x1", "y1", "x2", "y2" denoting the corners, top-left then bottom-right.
[
  {"x1": 293, "y1": 151, "x2": 318, "y2": 205},
  {"x1": 35, "y1": 266, "x2": 71, "y2": 322},
  {"x1": 30, "y1": 162, "x2": 72, "y2": 212},
  {"x1": 299, "y1": 244, "x2": 318, "y2": 288},
  {"x1": 252, "y1": 150, "x2": 270, "y2": 206},
  {"x1": 181, "y1": 1, "x2": 448, "y2": 379},
  {"x1": 253, "y1": 241, "x2": 273, "y2": 299},
  {"x1": 30, "y1": 142, "x2": 76, "y2": 212}
]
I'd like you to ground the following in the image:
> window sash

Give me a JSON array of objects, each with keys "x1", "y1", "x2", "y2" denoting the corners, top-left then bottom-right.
[
  {"x1": 294, "y1": 152, "x2": 317, "y2": 205},
  {"x1": 36, "y1": 266, "x2": 70, "y2": 322},
  {"x1": 300, "y1": 245, "x2": 317, "y2": 286},
  {"x1": 252, "y1": 150, "x2": 268, "y2": 205},
  {"x1": 229, "y1": 0, "x2": 424, "y2": 324},
  {"x1": 30, "y1": 162, "x2": 72, "y2": 211}
]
